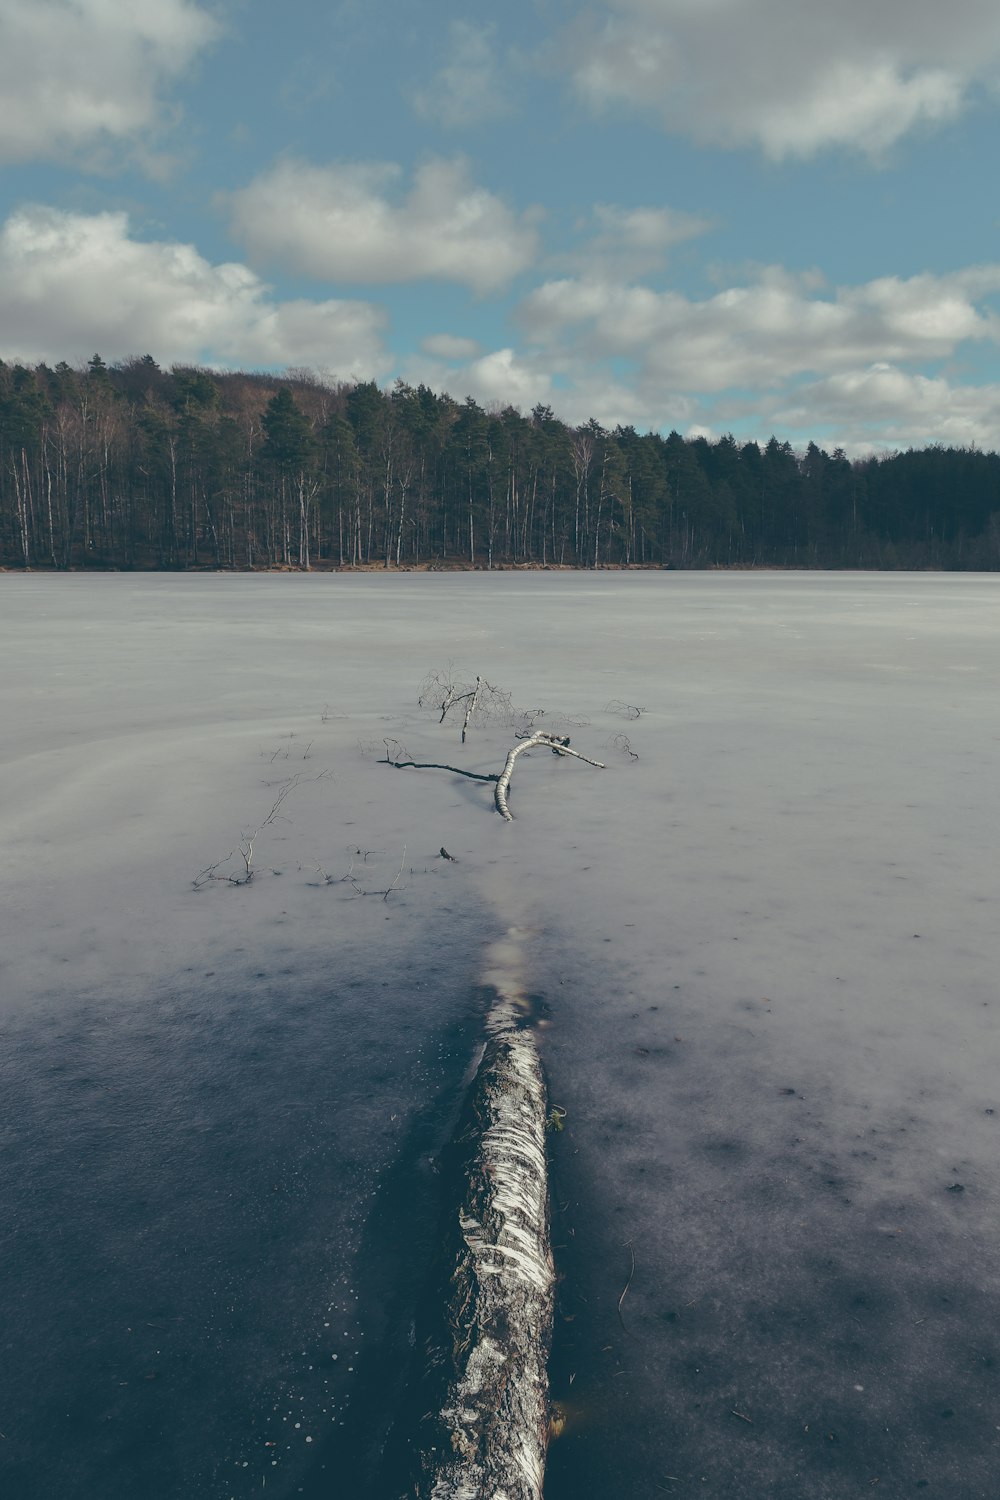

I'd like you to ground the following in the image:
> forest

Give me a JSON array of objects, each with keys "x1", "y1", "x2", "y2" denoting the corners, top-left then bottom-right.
[{"x1": 2, "y1": 353, "x2": 999, "y2": 571}]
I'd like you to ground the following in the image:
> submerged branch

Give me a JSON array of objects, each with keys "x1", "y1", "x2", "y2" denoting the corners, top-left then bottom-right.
[
  {"x1": 381, "y1": 729, "x2": 603, "y2": 821},
  {"x1": 495, "y1": 730, "x2": 605, "y2": 821}
]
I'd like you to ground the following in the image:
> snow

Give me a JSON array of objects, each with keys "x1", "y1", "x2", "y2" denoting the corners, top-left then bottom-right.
[{"x1": 2, "y1": 570, "x2": 1000, "y2": 1498}]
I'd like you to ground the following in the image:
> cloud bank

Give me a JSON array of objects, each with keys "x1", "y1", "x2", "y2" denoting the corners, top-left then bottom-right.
[
  {"x1": 226, "y1": 157, "x2": 539, "y2": 293},
  {"x1": 519, "y1": 265, "x2": 1000, "y2": 390},
  {"x1": 0, "y1": 0, "x2": 219, "y2": 165},
  {"x1": 0, "y1": 206, "x2": 387, "y2": 376},
  {"x1": 566, "y1": 0, "x2": 1000, "y2": 156}
]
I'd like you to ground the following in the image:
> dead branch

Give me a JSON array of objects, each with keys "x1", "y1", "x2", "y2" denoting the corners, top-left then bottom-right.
[
  {"x1": 516, "y1": 707, "x2": 590, "y2": 737},
  {"x1": 382, "y1": 728, "x2": 603, "y2": 822},
  {"x1": 192, "y1": 772, "x2": 327, "y2": 888},
  {"x1": 304, "y1": 856, "x2": 361, "y2": 889},
  {"x1": 382, "y1": 845, "x2": 407, "y2": 900},
  {"x1": 345, "y1": 845, "x2": 408, "y2": 899},
  {"x1": 617, "y1": 1242, "x2": 636, "y2": 1334},
  {"x1": 418, "y1": 666, "x2": 515, "y2": 738},
  {"x1": 461, "y1": 675, "x2": 481, "y2": 743},
  {"x1": 418, "y1": 665, "x2": 463, "y2": 721},
  {"x1": 605, "y1": 732, "x2": 639, "y2": 761},
  {"x1": 384, "y1": 743, "x2": 498, "y2": 785},
  {"x1": 495, "y1": 730, "x2": 605, "y2": 820},
  {"x1": 605, "y1": 699, "x2": 645, "y2": 720}
]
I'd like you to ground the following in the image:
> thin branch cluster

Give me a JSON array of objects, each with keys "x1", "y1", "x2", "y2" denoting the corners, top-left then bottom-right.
[
  {"x1": 418, "y1": 667, "x2": 515, "y2": 742},
  {"x1": 192, "y1": 770, "x2": 329, "y2": 888}
]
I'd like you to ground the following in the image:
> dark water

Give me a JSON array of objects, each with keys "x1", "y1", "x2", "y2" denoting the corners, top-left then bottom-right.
[
  {"x1": 0, "y1": 934, "x2": 484, "y2": 1500},
  {"x1": 6, "y1": 932, "x2": 1000, "y2": 1500}
]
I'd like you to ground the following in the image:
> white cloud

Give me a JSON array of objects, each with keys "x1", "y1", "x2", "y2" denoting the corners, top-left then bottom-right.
[
  {"x1": 420, "y1": 333, "x2": 482, "y2": 360},
  {"x1": 0, "y1": 0, "x2": 219, "y2": 165},
  {"x1": 403, "y1": 344, "x2": 697, "y2": 432},
  {"x1": 225, "y1": 156, "x2": 539, "y2": 294},
  {"x1": 397, "y1": 255, "x2": 1000, "y2": 446},
  {"x1": 556, "y1": 202, "x2": 713, "y2": 278},
  {"x1": 413, "y1": 20, "x2": 510, "y2": 128},
  {"x1": 0, "y1": 205, "x2": 388, "y2": 377},
  {"x1": 406, "y1": 329, "x2": 1000, "y2": 451},
  {"x1": 566, "y1": 0, "x2": 1000, "y2": 157},
  {"x1": 459, "y1": 348, "x2": 554, "y2": 409},
  {"x1": 519, "y1": 265, "x2": 1000, "y2": 391},
  {"x1": 442, "y1": 260, "x2": 1000, "y2": 447},
  {"x1": 768, "y1": 366, "x2": 1000, "y2": 452}
]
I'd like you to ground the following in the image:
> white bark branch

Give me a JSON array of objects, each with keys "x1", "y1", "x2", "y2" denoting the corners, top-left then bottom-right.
[
  {"x1": 414, "y1": 989, "x2": 553, "y2": 1499},
  {"x1": 494, "y1": 730, "x2": 605, "y2": 821},
  {"x1": 382, "y1": 730, "x2": 604, "y2": 821},
  {"x1": 461, "y1": 675, "x2": 482, "y2": 744}
]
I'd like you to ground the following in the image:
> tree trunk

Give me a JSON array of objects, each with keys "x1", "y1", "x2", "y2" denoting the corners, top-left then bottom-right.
[{"x1": 412, "y1": 983, "x2": 554, "y2": 1500}]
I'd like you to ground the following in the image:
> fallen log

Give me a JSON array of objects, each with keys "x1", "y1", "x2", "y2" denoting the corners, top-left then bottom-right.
[
  {"x1": 412, "y1": 953, "x2": 554, "y2": 1499},
  {"x1": 494, "y1": 731, "x2": 604, "y2": 821}
]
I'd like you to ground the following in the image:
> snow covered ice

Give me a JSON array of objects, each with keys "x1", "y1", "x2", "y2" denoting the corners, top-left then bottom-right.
[{"x1": 2, "y1": 571, "x2": 999, "y2": 1498}]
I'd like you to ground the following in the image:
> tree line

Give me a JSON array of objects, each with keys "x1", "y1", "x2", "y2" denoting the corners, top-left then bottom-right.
[{"x1": 1, "y1": 354, "x2": 999, "y2": 571}]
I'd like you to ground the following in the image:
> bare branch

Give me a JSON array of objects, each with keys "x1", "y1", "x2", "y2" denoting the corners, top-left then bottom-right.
[
  {"x1": 192, "y1": 772, "x2": 330, "y2": 888},
  {"x1": 496, "y1": 731, "x2": 604, "y2": 820},
  {"x1": 549, "y1": 740, "x2": 605, "y2": 770},
  {"x1": 343, "y1": 846, "x2": 409, "y2": 899},
  {"x1": 382, "y1": 726, "x2": 603, "y2": 822},
  {"x1": 383, "y1": 844, "x2": 407, "y2": 901},
  {"x1": 605, "y1": 731, "x2": 639, "y2": 761},
  {"x1": 386, "y1": 756, "x2": 498, "y2": 786},
  {"x1": 418, "y1": 666, "x2": 516, "y2": 737},
  {"x1": 461, "y1": 675, "x2": 481, "y2": 744}
]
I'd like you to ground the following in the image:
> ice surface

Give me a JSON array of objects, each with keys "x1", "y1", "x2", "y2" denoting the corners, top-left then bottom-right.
[{"x1": 2, "y1": 571, "x2": 1000, "y2": 1497}]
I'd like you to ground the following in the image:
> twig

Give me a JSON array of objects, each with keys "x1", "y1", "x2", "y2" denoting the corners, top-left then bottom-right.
[
  {"x1": 193, "y1": 773, "x2": 326, "y2": 888},
  {"x1": 605, "y1": 699, "x2": 645, "y2": 720},
  {"x1": 344, "y1": 847, "x2": 408, "y2": 899},
  {"x1": 617, "y1": 1241, "x2": 635, "y2": 1332},
  {"x1": 383, "y1": 844, "x2": 406, "y2": 901},
  {"x1": 605, "y1": 732, "x2": 639, "y2": 762}
]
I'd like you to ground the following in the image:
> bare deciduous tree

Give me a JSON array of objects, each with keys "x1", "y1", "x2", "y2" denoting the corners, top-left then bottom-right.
[{"x1": 418, "y1": 666, "x2": 514, "y2": 741}]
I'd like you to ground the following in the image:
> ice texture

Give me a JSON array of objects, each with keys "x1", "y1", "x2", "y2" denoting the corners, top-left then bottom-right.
[{"x1": 2, "y1": 571, "x2": 1000, "y2": 1498}]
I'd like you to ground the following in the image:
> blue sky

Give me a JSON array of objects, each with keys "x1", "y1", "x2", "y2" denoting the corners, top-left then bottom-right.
[{"x1": 2, "y1": 0, "x2": 1000, "y2": 452}]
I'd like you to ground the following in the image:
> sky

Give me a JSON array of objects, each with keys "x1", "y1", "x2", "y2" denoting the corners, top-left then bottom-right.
[{"x1": 2, "y1": 0, "x2": 1000, "y2": 453}]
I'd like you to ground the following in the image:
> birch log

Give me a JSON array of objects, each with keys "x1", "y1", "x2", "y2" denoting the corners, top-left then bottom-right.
[
  {"x1": 461, "y1": 676, "x2": 482, "y2": 745},
  {"x1": 413, "y1": 951, "x2": 554, "y2": 1499},
  {"x1": 494, "y1": 731, "x2": 605, "y2": 821}
]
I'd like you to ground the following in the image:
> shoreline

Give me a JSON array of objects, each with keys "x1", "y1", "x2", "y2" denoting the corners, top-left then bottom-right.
[{"x1": 0, "y1": 560, "x2": 988, "y2": 576}]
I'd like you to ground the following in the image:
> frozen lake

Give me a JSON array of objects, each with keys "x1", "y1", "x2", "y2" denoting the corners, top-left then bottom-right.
[{"x1": 2, "y1": 571, "x2": 999, "y2": 1498}]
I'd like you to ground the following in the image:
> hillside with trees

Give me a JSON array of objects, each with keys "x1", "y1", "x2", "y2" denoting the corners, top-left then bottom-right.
[{"x1": 2, "y1": 355, "x2": 999, "y2": 571}]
